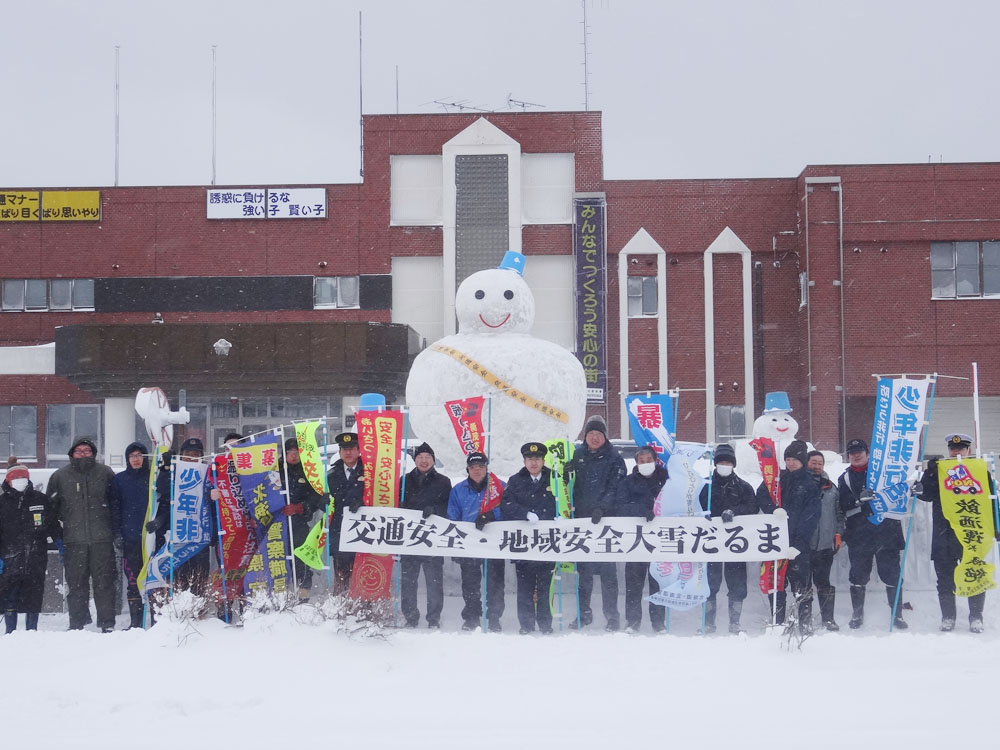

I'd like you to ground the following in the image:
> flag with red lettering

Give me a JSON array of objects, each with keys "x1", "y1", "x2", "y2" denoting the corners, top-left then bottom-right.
[
  {"x1": 211, "y1": 453, "x2": 259, "y2": 597},
  {"x1": 350, "y1": 409, "x2": 404, "y2": 600},
  {"x1": 751, "y1": 437, "x2": 787, "y2": 595},
  {"x1": 443, "y1": 398, "x2": 501, "y2": 513}
]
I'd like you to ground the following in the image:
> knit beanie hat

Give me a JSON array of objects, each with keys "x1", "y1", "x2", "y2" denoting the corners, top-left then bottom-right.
[
  {"x1": 584, "y1": 414, "x2": 608, "y2": 438},
  {"x1": 5, "y1": 464, "x2": 29, "y2": 482},
  {"x1": 783, "y1": 440, "x2": 808, "y2": 465}
]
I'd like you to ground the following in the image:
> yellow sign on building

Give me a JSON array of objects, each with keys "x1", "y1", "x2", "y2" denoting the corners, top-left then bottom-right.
[
  {"x1": 0, "y1": 191, "x2": 41, "y2": 221},
  {"x1": 41, "y1": 191, "x2": 101, "y2": 221}
]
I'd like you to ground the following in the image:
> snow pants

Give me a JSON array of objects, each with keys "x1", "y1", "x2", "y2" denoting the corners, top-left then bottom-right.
[
  {"x1": 64, "y1": 542, "x2": 117, "y2": 630},
  {"x1": 400, "y1": 554, "x2": 444, "y2": 627}
]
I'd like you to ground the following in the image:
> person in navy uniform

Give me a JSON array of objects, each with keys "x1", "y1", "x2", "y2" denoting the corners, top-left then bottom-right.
[
  {"x1": 327, "y1": 432, "x2": 366, "y2": 594},
  {"x1": 918, "y1": 433, "x2": 998, "y2": 633},
  {"x1": 501, "y1": 442, "x2": 557, "y2": 634}
]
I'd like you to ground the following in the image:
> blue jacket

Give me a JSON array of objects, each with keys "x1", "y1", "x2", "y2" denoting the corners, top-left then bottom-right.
[
  {"x1": 448, "y1": 476, "x2": 504, "y2": 522},
  {"x1": 501, "y1": 467, "x2": 557, "y2": 521},
  {"x1": 113, "y1": 441, "x2": 150, "y2": 543}
]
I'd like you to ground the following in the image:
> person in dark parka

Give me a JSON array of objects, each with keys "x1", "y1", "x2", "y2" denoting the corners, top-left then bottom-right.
[
  {"x1": 279, "y1": 437, "x2": 327, "y2": 598},
  {"x1": 757, "y1": 440, "x2": 821, "y2": 633},
  {"x1": 616, "y1": 445, "x2": 667, "y2": 633},
  {"x1": 502, "y1": 442, "x2": 558, "y2": 634},
  {"x1": 112, "y1": 442, "x2": 150, "y2": 629},
  {"x1": 568, "y1": 415, "x2": 626, "y2": 631},
  {"x1": 700, "y1": 443, "x2": 758, "y2": 634},
  {"x1": 326, "y1": 432, "x2": 366, "y2": 594},
  {"x1": 837, "y1": 438, "x2": 907, "y2": 631},
  {"x1": 919, "y1": 433, "x2": 998, "y2": 633},
  {"x1": 398, "y1": 442, "x2": 451, "y2": 628},
  {"x1": 0, "y1": 464, "x2": 61, "y2": 632},
  {"x1": 47, "y1": 437, "x2": 120, "y2": 631},
  {"x1": 806, "y1": 450, "x2": 846, "y2": 631}
]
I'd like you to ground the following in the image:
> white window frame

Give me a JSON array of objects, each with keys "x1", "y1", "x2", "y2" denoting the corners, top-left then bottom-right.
[
  {"x1": 930, "y1": 241, "x2": 1000, "y2": 300},
  {"x1": 313, "y1": 276, "x2": 360, "y2": 309},
  {"x1": 0, "y1": 279, "x2": 95, "y2": 312},
  {"x1": 0, "y1": 405, "x2": 38, "y2": 462},
  {"x1": 626, "y1": 275, "x2": 658, "y2": 317}
]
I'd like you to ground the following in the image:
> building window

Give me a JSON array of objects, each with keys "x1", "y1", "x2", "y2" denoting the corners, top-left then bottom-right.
[
  {"x1": 1, "y1": 279, "x2": 96, "y2": 311},
  {"x1": 0, "y1": 406, "x2": 38, "y2": 461},
  {"x1": 314, "y1": 276, "x2": 360, "y2": 309},
  {"x1": 931, "y1": 241, "x2": 1000, "y2": 299},
  {"x1": 627, "y1": 276, "x2": 658, "y2": 317},
  {"x1": 715, "y1": 404, "x2": 746, "y2": 442},
  {"x1": 46, "y1": 405, "x2": 102, "y2": 464}
]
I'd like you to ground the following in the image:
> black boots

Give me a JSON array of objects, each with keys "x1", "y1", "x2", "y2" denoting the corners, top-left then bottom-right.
[
  {"x1": 886, "y1": 586, "x2": 907, "y2": 629},
  {"x1": 703, "y1": 598, "x2": 717, "y2": 633},
  {"x1": 849, "y1": 585, "x2": 865, "y2": 629},
  {"x1": 728, "y1": 599, "x2": 743, "y2": 634}
]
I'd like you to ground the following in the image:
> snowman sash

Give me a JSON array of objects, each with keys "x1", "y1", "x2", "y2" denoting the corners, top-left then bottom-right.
[{"x1": 430, "y1": 344, "x2": 570, "y2": 424}]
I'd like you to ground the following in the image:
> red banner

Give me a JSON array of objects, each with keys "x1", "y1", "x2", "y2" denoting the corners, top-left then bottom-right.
[
  {"x1": 444, "y1": 397, "x2": 487, "y2": 455},
  {"x1": 351, "y1": 409, "x2": 404, "y2": 600},
  {"x1": 751, "y1": 437, "x2": 787, "y2": 595},
  {"x1": 443, "y1": 397, "x2": 501, "y2": 513},
  {"x1": 211, "y1": 455, "x2": 259, "y2": 597}
]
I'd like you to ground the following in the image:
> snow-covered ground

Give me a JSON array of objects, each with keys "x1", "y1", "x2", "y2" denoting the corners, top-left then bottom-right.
[{"x1": 4, "y1": 575, "x2": 995, "y2": 750}]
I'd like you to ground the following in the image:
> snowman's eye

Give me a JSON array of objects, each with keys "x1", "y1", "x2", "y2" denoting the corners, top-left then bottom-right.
[
  {"x1": 504, "y1": 290, "x2": 514, "y2": 300},
  {"x1": 771, "y1": 418, "x2": 778, "y2": 422},
  {"x1": 475, "y1": 290, "x2": 485, "y2": 300}
]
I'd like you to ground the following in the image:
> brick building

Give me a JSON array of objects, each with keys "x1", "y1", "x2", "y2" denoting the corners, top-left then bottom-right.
[{"x1": 2, "y1": 111, "x2": 998, "y2": 468}]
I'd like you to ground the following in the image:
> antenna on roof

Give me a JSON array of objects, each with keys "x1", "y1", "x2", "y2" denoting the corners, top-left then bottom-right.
[{"x1": 506, "y1": 94, "x2": 545, "y2": 111}]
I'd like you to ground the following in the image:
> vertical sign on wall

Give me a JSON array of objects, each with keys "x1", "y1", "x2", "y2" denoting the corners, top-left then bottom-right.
[{"x1": 574, "y1": 194, "x2": 608, "y2": 403}]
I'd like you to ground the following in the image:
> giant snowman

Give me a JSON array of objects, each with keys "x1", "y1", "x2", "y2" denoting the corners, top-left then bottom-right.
[{"x1": 405, "y1": 251, "x2": 587, "y2": 477}]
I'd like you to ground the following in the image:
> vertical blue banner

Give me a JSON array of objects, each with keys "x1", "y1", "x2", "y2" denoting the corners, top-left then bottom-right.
[
  {"x1": 144, "y1": 459, "x2": 211, "y2": 592},
  {"x1": 867, "y1": 377, "x2": 930, "y2": 523},
  {"x1": 625, "y1": 393, "x2": 677, "y2": 457}
]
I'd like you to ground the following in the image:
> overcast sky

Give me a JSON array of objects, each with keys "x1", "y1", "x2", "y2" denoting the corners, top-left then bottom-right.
[{"x1": 3, "y1": 0, "x2": 998, "y2": 187}]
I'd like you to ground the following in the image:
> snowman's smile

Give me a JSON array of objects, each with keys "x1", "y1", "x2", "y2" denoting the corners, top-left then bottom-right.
[
  {"x1": 479, "y1": 313, "x2": 510, "y2": 329},
  {"x1": 775, "y1": 426, "x2": 790, "y2": 432}
]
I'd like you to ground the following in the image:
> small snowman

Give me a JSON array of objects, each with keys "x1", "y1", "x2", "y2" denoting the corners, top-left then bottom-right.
[
  {"x1": 733, "y1": 392, "x2": 815, "y2": 486},
  {"x1": 405, "y1": 251, "x2": 587, "y2": 477}
]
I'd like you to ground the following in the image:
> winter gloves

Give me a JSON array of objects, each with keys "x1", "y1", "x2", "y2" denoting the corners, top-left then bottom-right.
[
  {"x1": 645, "y1": 511, "x2": 655, "y2": 522},
  {"x1": 526, "y1": 512, "x2": 540, "y2": 524},
  {"x1": 591, "y1": 509, "x2": 603, "y2": 525},
  {"x1": 475, "y1": 513, "x2": 492, "y2": 531},
  {"x1": 721, "y1": 510, "x2": 735, "y2": 524},
  {"x1": 422, "y1": 506, "x2": 434, "y2": 520},
  {"x1": 348, "y1": 500, "x2": 363, "y2": 514}
]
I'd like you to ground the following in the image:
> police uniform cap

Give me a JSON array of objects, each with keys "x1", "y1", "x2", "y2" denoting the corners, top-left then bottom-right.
[
  {"x1": 946, "y1": 433, "x2": 973, "y2": 448},
  {"x1": 336, "y1": 432, "x2": 358, "y2": 447},
  {"x1": 520, "y1": 442, "x2": 547, "y2": 458}
]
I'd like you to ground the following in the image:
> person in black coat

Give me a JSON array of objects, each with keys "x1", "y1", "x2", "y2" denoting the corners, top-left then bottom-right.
[
  {"x1": 918, "y1": 433, "x2": 997, "y2": 633},
  {"x1": 837, "y1": 438, "x2": 907, "y2": 631},
  {"x1": 112, "y1": 442, "x2": 150, "y2": 629},
  {"x1": 502, "y1": 442, "x2": 558, "y2": 634},
  {"x1": 278, "y1": 437, "x2": 327, "y2": 598},
  {"x1": 326, "y1": 432, "x2": 366, "y2": 594},
  {"x1": 568, "y1": 415, "x2": 626, "y2": 631},
  {"x1": 398, "y1": 443, "x2": 451, "y2": 628},
  {"x1": 616, "y1": 446, "x2": 667, "y2": 633},
  {"x1": 757, "y1": 441, "x2": 821, "y2": 633},
  {"x1": 0, "y1": 464, "x2": 61, "y2": 632},
  {"x1": 700, "y1": 443, "x2": 757, "y2": 634}
]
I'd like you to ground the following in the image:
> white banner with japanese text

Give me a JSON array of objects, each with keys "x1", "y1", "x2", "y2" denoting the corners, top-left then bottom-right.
[{"x1": 340, "y1": 507, "x2": 789, "y2": 562}]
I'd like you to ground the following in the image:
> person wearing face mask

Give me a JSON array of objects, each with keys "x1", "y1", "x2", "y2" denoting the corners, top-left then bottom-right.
[
  {"x1": 0, "y1": 464, "x2": 61, "y2": 633},
  {"x1": 615, "y1": 446, "x2": 668, "y2": 633},
  {"x1": 699, "y1": 444, "x2": 758, "y2": 634},
  {"x1": 112, "y1": 442, "x2": 150, "y2": 629},
  {"x1": 47, "y1": 437, "x2": 120, "y2": 632}
]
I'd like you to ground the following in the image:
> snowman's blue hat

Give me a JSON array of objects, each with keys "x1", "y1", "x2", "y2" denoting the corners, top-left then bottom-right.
[
  {"x1": 762, "y1": 392, "x2": 792, "y2": 413},
  {"x1": 498, "y1": 251, "x2": 525, "y2": 275}
]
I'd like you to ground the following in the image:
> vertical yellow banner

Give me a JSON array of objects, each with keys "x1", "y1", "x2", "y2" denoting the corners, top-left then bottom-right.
[{"x1": 938, "y1": 458, "x2": 997, "y2": 597}]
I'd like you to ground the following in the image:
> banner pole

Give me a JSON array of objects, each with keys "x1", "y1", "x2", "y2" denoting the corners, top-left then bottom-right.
[
  {"x1": 142, "y1": 445, "x2": 165, "y2": 629},
  {"x1": 168, "y1": 457, "x2": 177, "y2": 597},
  {"x1": 891, "y1": 374, "x2": 937, "y2": 631},
  {"x1": 396, "y1": 410, "x2": 410, "y2": 628},
  {"x1": 319, "y1": 420, "x2": 334, "y2": 592},
  {"x1": 973, "y1": 362, "x2": 982, "y2": 459},
  {"x1": 211, "y1": 461, "x2": 230, "y2": 624},
  {"x1": 278, "y1": 425, "x2": 299, "y2": 596},
  {"x1": 701, "y1": 453, "x2": 714, "y2": 635},
  {"x1": 482, "y1": 395, "x2": 493, "y2": 633}
]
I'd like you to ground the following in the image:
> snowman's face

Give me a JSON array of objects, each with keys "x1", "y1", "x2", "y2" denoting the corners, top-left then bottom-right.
[
  {"x1": 455, "y1": 269, "x2": 534, "y2": 334},
  {"x1": 752, "y1": 412, "x2": 799, "y2": 441}
]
